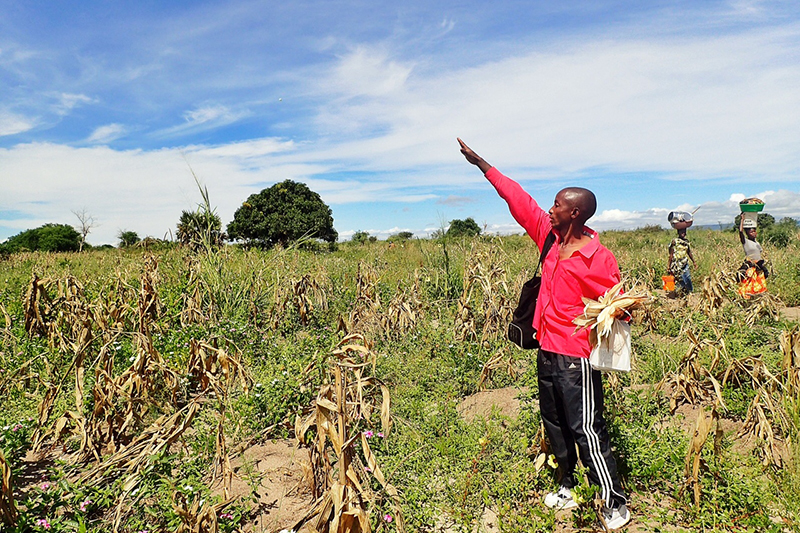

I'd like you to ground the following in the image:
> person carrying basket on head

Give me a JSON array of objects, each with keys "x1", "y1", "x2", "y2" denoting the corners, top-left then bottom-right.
[
  {"x1": 668, "y1": 227, "x2": 696, "y2": 295},
  {"x1": 737, "y1": 213, "x2": 768, "y2": 298}
]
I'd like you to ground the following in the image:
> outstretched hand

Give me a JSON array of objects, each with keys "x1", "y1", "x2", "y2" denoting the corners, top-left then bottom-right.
[{"x1": 458, "y1": 138, "x2": 491, "y2": 173}]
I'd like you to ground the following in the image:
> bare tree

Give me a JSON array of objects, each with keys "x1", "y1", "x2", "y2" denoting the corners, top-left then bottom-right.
[{"x1": 72, "y1": 208, "x2": 97, "y2": 252}]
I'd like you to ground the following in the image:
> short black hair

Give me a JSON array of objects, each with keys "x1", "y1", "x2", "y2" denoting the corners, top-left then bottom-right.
[{"x1": 560, "y1": 187, "x2": 597, "y2": 223}]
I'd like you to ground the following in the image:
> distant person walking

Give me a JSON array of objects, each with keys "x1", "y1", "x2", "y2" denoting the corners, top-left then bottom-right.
[
  {"x1": 668, "y1": 228, "x2": 696, "y2": 294},
  {"x1": 737, "y1": 216, "x2": 768, "y2": 297},
  {"x1": 458, "y1": 138, "x2": 630, "y2": 530}
]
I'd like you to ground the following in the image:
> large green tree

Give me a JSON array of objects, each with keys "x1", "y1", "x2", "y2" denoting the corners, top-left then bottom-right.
[
  {"x1": 227, "y1": 180, "x2": 338, "y2": 248},
  {"x1": 1, "y1": 223, "x2": 81, "y2": 253},
  {"x1": 447, "y1": 217, "x2": 482, "y2": 238}
]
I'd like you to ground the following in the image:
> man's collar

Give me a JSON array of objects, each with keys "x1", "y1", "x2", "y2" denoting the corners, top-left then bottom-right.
[
  {"x1": 576, "y1": 227, "x2": 600, "y2": 258},
  {"x1": 553, "y1": 226, "x2": 600, "y2": 258}
]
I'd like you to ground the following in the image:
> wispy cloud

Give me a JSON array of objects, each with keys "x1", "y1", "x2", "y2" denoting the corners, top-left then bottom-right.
[
  {"x1": 154, "y1": 105, "x2": 251, "y2": 138},
  {"x1": 319, "y1": 46, "x2": 414, "y2": 99},
  {"x1": 437, "y1": 195, "x2": 475, "y2": 206},
  {"x1": 184, "y1": 106, "x2": 236, "y2": 125},
  {"x1": 303, "y1": 27, "x2": 800, "y2": 180},
  {"x1": 438, "y1": 18, "x2": 456, "y2": 36},
  {"x1": 55, "y1": 93, "x2": 94, "y2": 115},
  {"x1": 188, "y1": 138, "x2": 295, "y2": 159},
  {"x1": 0, "y1": 110, "x2": 34, "y2": 136},
  {"x1": 87, "y1": 124, "x2": 126, "y2": 144}
]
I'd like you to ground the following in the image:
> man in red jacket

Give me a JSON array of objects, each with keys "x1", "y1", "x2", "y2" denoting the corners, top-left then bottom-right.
[{"x1": 458, "y1": 138, "x2": 630, "y2": 530}]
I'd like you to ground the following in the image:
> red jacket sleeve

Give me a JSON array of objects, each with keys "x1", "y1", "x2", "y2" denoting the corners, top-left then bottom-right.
[{"x1": 484, "y1": 167, "x2": 551, "y2": 251}]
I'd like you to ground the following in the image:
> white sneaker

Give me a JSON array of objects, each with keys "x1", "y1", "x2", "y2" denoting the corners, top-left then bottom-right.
[
  {"x1": 602, "y1": 503, "x2": 631, "y2": 530},
  {"x1": 543, "y1": 486, "x2": 578, "y2": 510}
]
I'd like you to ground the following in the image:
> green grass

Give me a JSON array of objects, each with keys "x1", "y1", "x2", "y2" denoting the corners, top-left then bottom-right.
[{"x1": 0, "y1": 228, "x2": 798, "y2": 532}]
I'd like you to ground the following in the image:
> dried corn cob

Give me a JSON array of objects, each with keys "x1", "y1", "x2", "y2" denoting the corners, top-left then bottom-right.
[{"x1": 573, "y1": 281, "x2": 649, "y2": 345}]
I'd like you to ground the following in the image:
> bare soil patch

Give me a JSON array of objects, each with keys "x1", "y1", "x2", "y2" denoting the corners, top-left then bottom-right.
[
  {"x1": 211, "y1": 440, "x2": 313, "y2": 533},
  {"x1": 781, "y1": 306, "x2": 800, "y2": 323},
  {"x1": 456, "y1": 386, "x2": 529, "y2": 423}
]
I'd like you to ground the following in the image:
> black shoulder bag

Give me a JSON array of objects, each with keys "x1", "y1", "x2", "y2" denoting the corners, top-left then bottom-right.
[{"x1": 507, "y1": 232, "x2": 556, "y2": 349}]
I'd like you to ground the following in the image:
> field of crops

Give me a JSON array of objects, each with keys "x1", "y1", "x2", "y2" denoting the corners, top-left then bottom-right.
[{"x1": 1, "y1": 227, "x2": 800, "y2": 533}]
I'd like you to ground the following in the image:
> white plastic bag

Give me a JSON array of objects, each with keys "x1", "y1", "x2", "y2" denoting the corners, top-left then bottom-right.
[{"x1": 589, "y1": 319, "x2": 631, "y2": 372}]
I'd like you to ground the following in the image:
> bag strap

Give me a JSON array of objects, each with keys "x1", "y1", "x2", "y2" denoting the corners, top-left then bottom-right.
[{"x1": 534, "y1": 232, "x2": 556, "y2": 276}]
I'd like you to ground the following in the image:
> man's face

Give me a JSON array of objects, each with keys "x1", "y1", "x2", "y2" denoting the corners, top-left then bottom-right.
[{"x1": 549, "y1": 191, "x2": 575, "y2": 231}]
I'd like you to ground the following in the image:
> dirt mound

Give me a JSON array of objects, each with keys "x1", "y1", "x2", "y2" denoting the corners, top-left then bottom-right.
[
  {"x1": 456, "y1": 386, "x2": 529, "y2": 423},
  {"x1": 781, "y1": 306, "x2": 800, "y2": 322},
  {"x1": 212, "y1": 440, "x2": 314, "y2": 533}
]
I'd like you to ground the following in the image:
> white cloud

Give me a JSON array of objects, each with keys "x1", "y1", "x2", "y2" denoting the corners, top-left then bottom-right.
[
  {"x1": 339, "y1": 226, "x2": 419, "y2": 240},
  {"x1": 302, "y1": 27, "x2": 800, "y2": 181},
  {"x1": 184, "y1": 106, "x2": 232, "y2": 125},
  {"x1": 728, "y1": 0, "x2": 768, "y2": 17},
  {"x1": 4, "y1": 135, "x2": 797, "y2": 244},
  {"x1": 0, "y1": 140, "x2": 445, "y2": 244},
  {"x1": 189, "y1": 138, "x2": 295, "y2": 159},
  {"x1": 439, "y1": 18, "x2": 456, "y2": 33},
  {"x1": 484, "y1": 222, "x2": 527, "y2": 236},
  {"x1": 155, "y1": 105, "x2": 251, "y2": 138},
  {"x1": 437, "y1": 195, "x2": 475, "y2": 206},
  {"x1": 757, "y1": 189, "x2": 800, "y2": 219},
  {"x1": 87, "y1": 124, "x2": 126, "y2": 144},
  {"x1": 323, "y1": 47, "x2": 413, "y2": 98},
  {"x1": 56, "y1": 93, "x2": 93, "y2": 114},
  {"x1": 728, "y1": 193, "x2": 746, "y2": 203},
  {"x1": 0, "y1": 143, "x2": 239, "y2": 243},
  {"x1": 0, "y1": 111, "x2": 35, "y2": 136}
]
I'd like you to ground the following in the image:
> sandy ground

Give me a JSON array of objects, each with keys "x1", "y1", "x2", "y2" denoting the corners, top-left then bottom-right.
[
  {"x1": 782, "y1": 306, "x2": 800, "y2": 322},
  {"x1": 210, "y1": 440, "x2": 314, "y2": 533}
]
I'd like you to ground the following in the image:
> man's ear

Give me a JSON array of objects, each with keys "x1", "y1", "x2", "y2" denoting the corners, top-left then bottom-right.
[{"x1": 570, "y1": 206, "x2": 581, "y2": 220}]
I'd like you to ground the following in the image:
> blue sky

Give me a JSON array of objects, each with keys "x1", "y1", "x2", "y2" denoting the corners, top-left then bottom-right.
[{"x1": 1, "y1": 0, "x2": 799, "y2": 244}]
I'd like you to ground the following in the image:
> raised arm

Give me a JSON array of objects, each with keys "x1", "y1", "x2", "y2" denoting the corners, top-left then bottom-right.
[
  {"x1": 457, "y1": 137, "x2": 550, "y2": 248},
  {"x1": 458, "y1": 138, "x2": 492, "y2": 174},
  {"x1": 738, "y1": 216, "x2": 745, "y2": 245},
  {"x1": 668, "y1": 241, "x2": 674, "y2": 271}
]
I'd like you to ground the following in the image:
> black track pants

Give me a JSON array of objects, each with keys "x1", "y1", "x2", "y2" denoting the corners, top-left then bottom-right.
[{"x1": 538, "y1": 349, "x2": 627, "y2": 507}]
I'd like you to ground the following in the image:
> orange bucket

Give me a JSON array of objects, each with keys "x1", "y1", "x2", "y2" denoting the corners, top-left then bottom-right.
[{"x1": 662, "y1": 275, "x2": 675, "y2": 291}]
